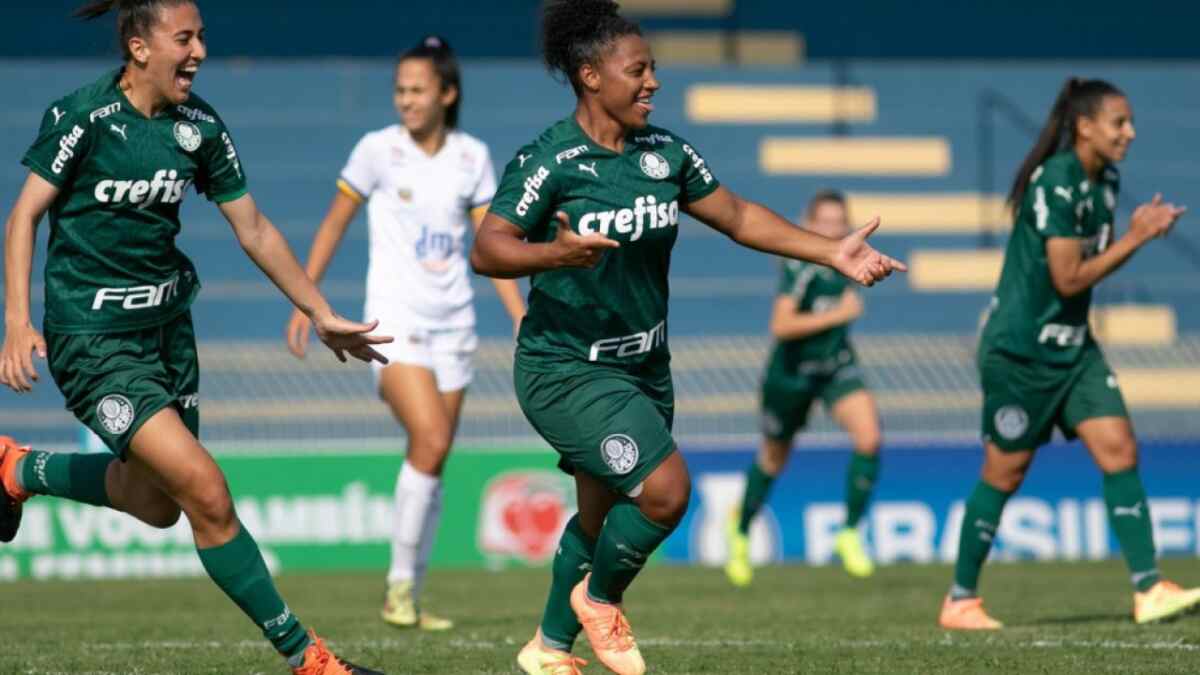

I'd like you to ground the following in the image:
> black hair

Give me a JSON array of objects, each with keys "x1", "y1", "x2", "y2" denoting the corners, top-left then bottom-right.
[
  {"x1": 398, "y1": 35, "x2": 462, "y2": 129},
  {"x1": 806, "y1": 188, "x2": 848, "y2": 221},
  {"x1": 1009, "y1": 77, "x2": 1125, "y2": 207},
  {"x1": 74, "y1": 0, "x2": 194, "y2": 62},
  {"x1": 541, "y1": 0, "x2": 642, "y2": 94}
]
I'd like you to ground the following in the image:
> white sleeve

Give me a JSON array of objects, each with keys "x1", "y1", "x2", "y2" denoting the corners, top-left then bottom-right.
[
  {"x1": 338, "y1": 134, "x2": 378, "y2": 199},
  {"x1": 469, "y1": 143, "x2": 497, "y2": 209}
]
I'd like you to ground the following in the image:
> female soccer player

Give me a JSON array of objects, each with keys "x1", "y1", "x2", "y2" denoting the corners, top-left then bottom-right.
[
  {"x1": 471, "y1": 2, "x2": 904, "y2": 673},
  {"x1": 0, "y1": 2, "x2": 386, "y2": 673},
  {"x1": 938, "y1": 78, "x2": 1198, "y2": 630},
  {"x1": 285, "y1": 35, "x2": 525, "y2": 631},
  {"x1": 725, "y1": 189, "x2": 882, "y2": 587}
]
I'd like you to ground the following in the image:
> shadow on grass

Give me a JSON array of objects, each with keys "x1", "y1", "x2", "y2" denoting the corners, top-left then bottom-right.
[{"x1": 1025, "y1": 612, "x2": 1131, "y2": 626}]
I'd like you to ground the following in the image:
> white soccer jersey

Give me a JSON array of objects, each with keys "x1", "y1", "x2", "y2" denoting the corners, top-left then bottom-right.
[{"x1": 339, "y1": 125, "x2": 496, "y2": 329}]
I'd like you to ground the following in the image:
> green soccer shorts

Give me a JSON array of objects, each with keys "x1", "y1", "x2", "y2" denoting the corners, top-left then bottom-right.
[
  {"x1": 760, "y1": 364, "x2": 866, "y2": 442},
  {"x1": 46, "y1": 311, "x2": 200, "y2": 457},
  {"x1": 979, "y1": 344, "x2": 1128, "y2": 452},
  {"x1": 514, "y1": 355, "x2": 676, "y2": 496}
]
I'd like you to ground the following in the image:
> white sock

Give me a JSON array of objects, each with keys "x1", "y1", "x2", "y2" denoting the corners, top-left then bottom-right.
[
  {"x1": 388, "y1": 461, "x2": 441, "y2": 587},
  {"x1": 412, "y1": 485, "x2": 443, "y2": 600}
]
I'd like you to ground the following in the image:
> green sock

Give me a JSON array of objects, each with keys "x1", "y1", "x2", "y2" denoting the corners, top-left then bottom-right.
[
  {"x1": 952, "y1": 481, "x2": 1012, "y2": 597},
  {"x1": 1103, "y1": 468, "x2": 1160, "y2": 592},
  {"x1": 587, "y1": 501, "x2": 672, "y2": 604},
  {"x1": 737, "y1": 462, "x2": 776, "y2": 534},
  {"x1": 197, "y1": 524, "x2": 310, "y2": 659},
  {"x1": 540, "y1": 514, "x2": 596, "y2": 651},
  {"x1": 844, "y1": 452, "x2": 880, "y2": 528},
  {"x1": 19, "y1": 450, "x2": 114, "y2": 508}
]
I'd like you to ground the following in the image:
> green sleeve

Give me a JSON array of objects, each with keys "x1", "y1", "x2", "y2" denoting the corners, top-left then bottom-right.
[
  {"x1": 678, "y1": 138, "x2": 720, "y2": 203},
  {"x1": 20, "y1": 102, "x2": 91, "y2": 189},
  {"x1": 1027, "y1": 164, "x2": 1079, "y2": 238},
  {"x1": 488, "y1": 145, "x2": 559, "y2": 235},
  {"x1": 197, "y1": 115, "x2": 248, "y2": 203}
]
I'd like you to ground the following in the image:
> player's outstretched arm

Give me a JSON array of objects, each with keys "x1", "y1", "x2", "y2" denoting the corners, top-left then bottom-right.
[
  {"x1": 684, "y1": 186, "x2": 906, "y2": 286},
  {"x1": 1, "y1": 173, "x2": 56, "y2": 393},
  {"x1": 470, "y1": 211, "x2": 618, "y2": 279},
  {"x1": 285, "y1": 191, "x2": 360, "y2": 358},
  {"x1": 1046, "y1": 193, "x2": 1185, "y2": 298},
  {"x1": 217, "y1": 193, "x2": 392, "y2": 364}
]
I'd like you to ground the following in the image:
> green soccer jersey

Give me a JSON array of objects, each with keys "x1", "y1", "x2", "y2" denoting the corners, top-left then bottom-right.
[
  {"x1": 21, "y1": 68, "x2": 247, "y2": 334},
  {"x1": 490, "y1": 117, "x2": 720, "y2": 368},
  {"x1": 765, "y1": 259, "x2": 855, "y2": 380},
  {"x1": 981, "y1": 150, "x2": 1118, "y2": 365}
]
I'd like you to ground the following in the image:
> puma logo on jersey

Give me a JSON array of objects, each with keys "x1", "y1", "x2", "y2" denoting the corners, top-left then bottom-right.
[
  {"x1": 578, "y1": 161, "x2": 598, "y2": 177},
  {"x1": 51, "y1": 125, "x2": 86, "y2": 174},
  {"x1": 109, "y1": 123, "x2": 127, "y2": 141},
  {"x1": 1054, "y1": 186, "x2": 1073, "y2": 201},
  {"x1": 1113, "y1": 502, "x2": 1144, "y2": 519},
  {"x1": 517, "y1": 153, "x2": 531, "y2": 168},
  {"x1": 51, "y1": 107, "x2": 66, "y2": 125},
  {"x1": 515, "y1": 165, "x2": 550, "y2": 217},
  {"x1": 578, "y1": 195, "x2": 679, "y2": 242},
  {"x1": 91, "y1": 275, "x2": 182, "y2": 311},
  {"x1": 94, "y1": 169, "x2": 192, "y2": 206}
]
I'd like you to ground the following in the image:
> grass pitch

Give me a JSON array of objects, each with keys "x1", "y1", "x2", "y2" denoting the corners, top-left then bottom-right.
[{"x1": 4, "y1": 559, "x2": 1199, "y2": 674}]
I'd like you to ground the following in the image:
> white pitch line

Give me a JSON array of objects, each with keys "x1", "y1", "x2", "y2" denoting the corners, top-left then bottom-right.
[{"x1": 81, "y1": 636, "x2": 1200, "y2": 653}]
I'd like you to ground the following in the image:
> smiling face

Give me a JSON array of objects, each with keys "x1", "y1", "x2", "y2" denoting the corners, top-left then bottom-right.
[
  {"x1": 1076, "y1": 95, "x2": 1135, "y2": 164},
  {"x1": 126, "y1": 1, "x2": 206, "y2": 106},
  {"x1": 579, "y1": 33, "x2": 659, "y2": 130},
  {"x1": 394, "y1": 57, "x2": 456, "y2": 138}
]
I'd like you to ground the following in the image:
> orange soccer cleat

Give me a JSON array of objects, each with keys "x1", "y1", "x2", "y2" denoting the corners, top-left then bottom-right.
[
  {"x1": 570, "y1": 574, "x2": 645, "y2": 675},
  {"x1": 0, "y1": 436, "x2": 32, "y2": 543},
  {"x1": 938, "y1": 595, "x2": 1003, "y2": 630},
  {"x1": 291, "y1": 630, "x2": 385, "y2": 675}
]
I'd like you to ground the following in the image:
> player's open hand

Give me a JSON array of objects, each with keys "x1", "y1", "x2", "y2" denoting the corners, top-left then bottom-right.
[
  {"x1": 312, "y1": 313, "x2": 394, "y2": 365},
  {"x1": 550, "y1": 211, "x2": 620, "y2": 269},
  {"x1": 831, "y1": 217, "x2": 907, "y2": 287},
  {"x1": 1131, "y1": 193, "x2": 1186, "y2": 242},
  {"x1": 285, "y1": 308, "x2": 314, "y2": 359},
  {"x1": 0, "y1": 321, "x2": 47, "y2": 393}
]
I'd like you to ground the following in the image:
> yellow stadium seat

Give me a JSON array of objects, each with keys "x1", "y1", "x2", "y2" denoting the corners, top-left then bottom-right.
[
  {"x1": 761, "y1": 137, "x2": 950, "y2": 175},
  {"x1": 908, "y1": 249, "x2": 1005, "y2": 291},
  {"x1": 687, "y1": 85, "x2": 875, "y2": 123}
]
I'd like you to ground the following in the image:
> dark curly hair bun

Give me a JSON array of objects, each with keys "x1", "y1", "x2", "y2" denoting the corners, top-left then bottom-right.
[{"x1": 541, "y1": 0, "x2": 641, "y2": 93}]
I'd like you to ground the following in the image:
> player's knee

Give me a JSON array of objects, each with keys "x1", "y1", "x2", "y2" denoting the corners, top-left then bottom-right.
[
  {"x1": 854, "y1": 431, "x2": 882, "y2": 456},
  {"x1": 1099, "y1": 437, "x2": 1138, "y2": 472},
  {"x1": 407, "y1": 426, "x2": 453, "y2": 471},
  {"x1": 982, "y1": 463, "x2": 1027, "y2": 493},
  {"x1": 184, "y1": 479, "x2": 235, "y2": 530},
  {"x1": 758, "y1": 440, "x2": 791, "y2": 476},
  {"x1": 639, "y1": 476, "x2": 691, "y2": 526}
]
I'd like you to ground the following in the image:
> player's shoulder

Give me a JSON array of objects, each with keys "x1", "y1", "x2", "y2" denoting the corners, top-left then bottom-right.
[
  {"x1": 447, "y1": 128, "x2": 491, "y2": 156},
  {"x1": 45, "y1": 69, "x2": 122, "y2": 126},
  {"x1": 172, "y1": 92, "x2": 226, "y2": 128},
  {"x1": 505, "y1": 117, "x2": 586, "y2": 168},
  {"x1": 1031, "y1": 151, "x2": 1080, "y2": 188}
]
